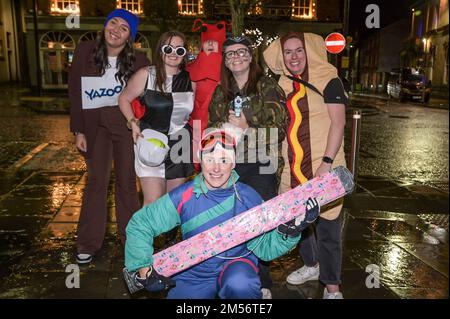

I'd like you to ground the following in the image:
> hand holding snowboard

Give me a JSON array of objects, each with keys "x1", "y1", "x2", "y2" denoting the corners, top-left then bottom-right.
[
  {"x1": 277, "y1": 197, "x2": 320, "y2": 238},
  {"x1": 123, "y1": 266, "x2": 175, "y2": 294}
]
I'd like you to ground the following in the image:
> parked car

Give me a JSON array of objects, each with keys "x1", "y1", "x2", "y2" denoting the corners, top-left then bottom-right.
[{"x1": 387, "y1": 69, "x2": 431, "y2": 103}]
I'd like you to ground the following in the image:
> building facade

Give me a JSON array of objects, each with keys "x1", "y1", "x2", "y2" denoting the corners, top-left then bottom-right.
[
  {"x1": 0, "y1": 0, "x2": 23, "y2": 83},
  {"x1": 404, "y1": 0, "x2": 448, "y2": 93},
  {"x1": 355, "y1": 19, "x2": 410, "y2": 93},
  {"x1": 1, "y1": 0, "x2": 345, "y2": 89}
]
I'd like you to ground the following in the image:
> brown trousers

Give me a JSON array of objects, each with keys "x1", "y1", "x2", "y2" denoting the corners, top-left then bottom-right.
[{"x1": 77, "y1": 107, "x2": 140, "y2": 255}]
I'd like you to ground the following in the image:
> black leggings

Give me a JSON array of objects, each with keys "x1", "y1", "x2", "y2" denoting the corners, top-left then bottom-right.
[
  {"x1": 234, "y1": 162, "x2": 277, "y2": 289},
  {"x1": 298, "y1": 214, "x2": 342, "y2": 285},
  {"x1": 234, "y1": 163, "x2": 278, "y2": 201}
]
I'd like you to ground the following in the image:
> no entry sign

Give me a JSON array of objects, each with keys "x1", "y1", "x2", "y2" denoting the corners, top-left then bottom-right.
[{"x1": 325, "y1": 33, "x2": 346, "y2": 54}]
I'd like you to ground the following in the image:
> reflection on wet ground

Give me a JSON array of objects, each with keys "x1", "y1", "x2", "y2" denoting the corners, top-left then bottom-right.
[
  {"x1": 0, "y1": 85, "x2": 448, "y2": 299},
  {"x1": 0, "y1": 173, "x2": 447, "y2": 299},
  {"x1": 346, "y1": 98, "x2": 449, "y2": 184}
]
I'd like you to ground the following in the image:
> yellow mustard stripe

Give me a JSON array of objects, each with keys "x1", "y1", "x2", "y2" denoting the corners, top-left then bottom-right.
[{"x1": 289, "y1": 83, "x2": 308, "y2": 184}]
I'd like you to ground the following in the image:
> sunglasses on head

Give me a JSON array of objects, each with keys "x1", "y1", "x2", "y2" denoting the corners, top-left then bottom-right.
[{"x1": 161, "y1": 44, "x2": 187, "y2": 57}]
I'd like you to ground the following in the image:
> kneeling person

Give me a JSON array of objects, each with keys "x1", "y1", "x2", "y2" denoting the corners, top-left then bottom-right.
[{"x1": 124, "y1": 130, "x2": 319, "y2": 299}]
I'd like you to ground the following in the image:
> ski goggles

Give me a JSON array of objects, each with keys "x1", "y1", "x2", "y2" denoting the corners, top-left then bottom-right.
[
  {"x1": 161, "y1": 44, "x2": 187, "y2": 57},
  {"x1": 200, "y1": 131, "x2": 236, "y2": 155}
]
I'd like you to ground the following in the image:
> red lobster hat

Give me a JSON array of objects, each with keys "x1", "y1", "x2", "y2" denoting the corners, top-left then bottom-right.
[{"x1": 192, "y1": 19, "x2": 227, "y2": 52}]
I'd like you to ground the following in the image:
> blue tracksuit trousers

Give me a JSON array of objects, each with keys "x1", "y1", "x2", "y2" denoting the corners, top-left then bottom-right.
[{"x1": 167, "y1": 258, "x2": 262, "y2": 299}]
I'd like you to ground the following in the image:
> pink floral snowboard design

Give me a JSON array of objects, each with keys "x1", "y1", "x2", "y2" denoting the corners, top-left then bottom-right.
[{"x1": 153, "y1": 166, "x2": 354, "y2": 277}]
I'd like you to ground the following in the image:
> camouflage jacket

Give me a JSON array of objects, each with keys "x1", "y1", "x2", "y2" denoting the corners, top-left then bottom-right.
[{"x1": 208, "y1": 75, "x2": 287, "y2": 183}]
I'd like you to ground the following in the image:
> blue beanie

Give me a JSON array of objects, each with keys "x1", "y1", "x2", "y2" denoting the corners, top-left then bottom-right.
[{"x1": 104, "y1": 9, "x2": 139, "y2": 40}]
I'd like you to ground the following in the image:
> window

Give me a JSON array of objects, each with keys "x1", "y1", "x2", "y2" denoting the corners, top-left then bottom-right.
[
  {"x1": 247, "y1": 2, "x2": 263, "y2": 16},
  {"x1": 134, "y1": 32, "x2": 152, "y2": 62},
  {"x1": 78, "y1": 31, "x2": 100, "y2": 43},
  {"x1": 50, "y1": 0, "x2": 80, "y2": 14},
  {"x1": 291, "y1": 0, "x2": 316, "y2": 19},
  {"x1": 116, "y1": 0, "x2": 144, "y2": 15},
  {"x1": 40, "y1": 31, "x2": 75, "y2": 88},
  {"x1": 178, "y1": 0, "x2": 204, "y2": 16}
]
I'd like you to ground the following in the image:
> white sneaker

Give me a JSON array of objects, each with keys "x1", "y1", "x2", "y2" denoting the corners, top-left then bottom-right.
[
  {"x1": 286, "y1": 265, "x2": 320, "y2": 285},
  {"x1": 423, "y1": 232, "x2": 440, "y2": 244},
  {"x1": 261, "y1": 288, "x2": 272, "y2": 299},
  {"x1": 427, "y1": 224, "x2": 447, "y2": 238},
  {"x1": 323, "y1": 288, "x2": 343, "y2": 299},
  {"x1": 76, "y1": 253, "x2": 93, "y2": 264}
]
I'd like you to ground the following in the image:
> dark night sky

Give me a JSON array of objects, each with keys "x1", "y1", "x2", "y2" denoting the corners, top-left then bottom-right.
[{"x1": 349, "y1": 0, "x2": 418, "y2": 39}]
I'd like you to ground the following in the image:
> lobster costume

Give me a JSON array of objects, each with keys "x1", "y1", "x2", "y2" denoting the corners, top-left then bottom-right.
[{"x1": 186, "y1": 19, "x2": 227, "y2": 135}]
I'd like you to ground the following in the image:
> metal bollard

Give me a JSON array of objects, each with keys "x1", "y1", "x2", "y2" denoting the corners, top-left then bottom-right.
[
  {"x1": 349, "y1": 109, "x2": 362, "y2": 182},
  {"x1": 422, "y1": 86, "x2": 427, "y2": 104}
]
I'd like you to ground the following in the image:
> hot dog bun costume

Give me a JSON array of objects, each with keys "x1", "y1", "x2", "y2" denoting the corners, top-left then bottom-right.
[{"x1": 263, "y1": 32, "x2": 348, "y2": 220}]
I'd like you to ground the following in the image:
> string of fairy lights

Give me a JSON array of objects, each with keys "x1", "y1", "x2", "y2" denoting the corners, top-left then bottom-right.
[{"x1": 244, "y1": 28, "x2": 279, "y2": 49}]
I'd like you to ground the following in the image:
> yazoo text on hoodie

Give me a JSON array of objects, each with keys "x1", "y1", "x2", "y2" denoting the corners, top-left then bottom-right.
[{"x1": 84, "y1": 85, "x2": 123, "y2": 101}]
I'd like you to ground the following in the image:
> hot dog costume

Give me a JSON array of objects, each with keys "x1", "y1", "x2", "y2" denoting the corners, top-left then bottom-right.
[
  {"x1": 125, "y1": 171, "x2": 301, "y2": 299},
  {"x1": 263, "y1": 33, "x2": 348, "y2": 220},
  {"x1": 186, "y1": 20, "x2": 227, "y2": 134}
]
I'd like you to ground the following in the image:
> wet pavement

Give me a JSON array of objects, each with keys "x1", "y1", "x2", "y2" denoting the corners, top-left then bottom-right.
[
  {"x1": 0, "y1": 84, "x2": 448, "y2": 299},
  {"x1": 351, "y1": 91, "x2": 449, "y2": 110}
]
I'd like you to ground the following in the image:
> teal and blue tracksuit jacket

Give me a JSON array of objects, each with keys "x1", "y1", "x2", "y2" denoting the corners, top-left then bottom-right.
[{"x1": 125, "y1": 171, "x2": 301, "y2": 299}]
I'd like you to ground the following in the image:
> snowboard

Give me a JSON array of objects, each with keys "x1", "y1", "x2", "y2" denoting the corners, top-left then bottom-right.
[{"x1": 151, "y1": 166, "x2": 354, "y2": 277}]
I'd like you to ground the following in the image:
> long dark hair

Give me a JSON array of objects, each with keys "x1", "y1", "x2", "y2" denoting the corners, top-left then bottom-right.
[
  {"x1": 153, "y1": 30, "x2": 187, "y2": 92},
  {"x1": 92, "y1": 31, "x2": 136, "y2": 86},
  {"x1": 220, "y1": 47, "x2": 263, "y2": 104}
]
